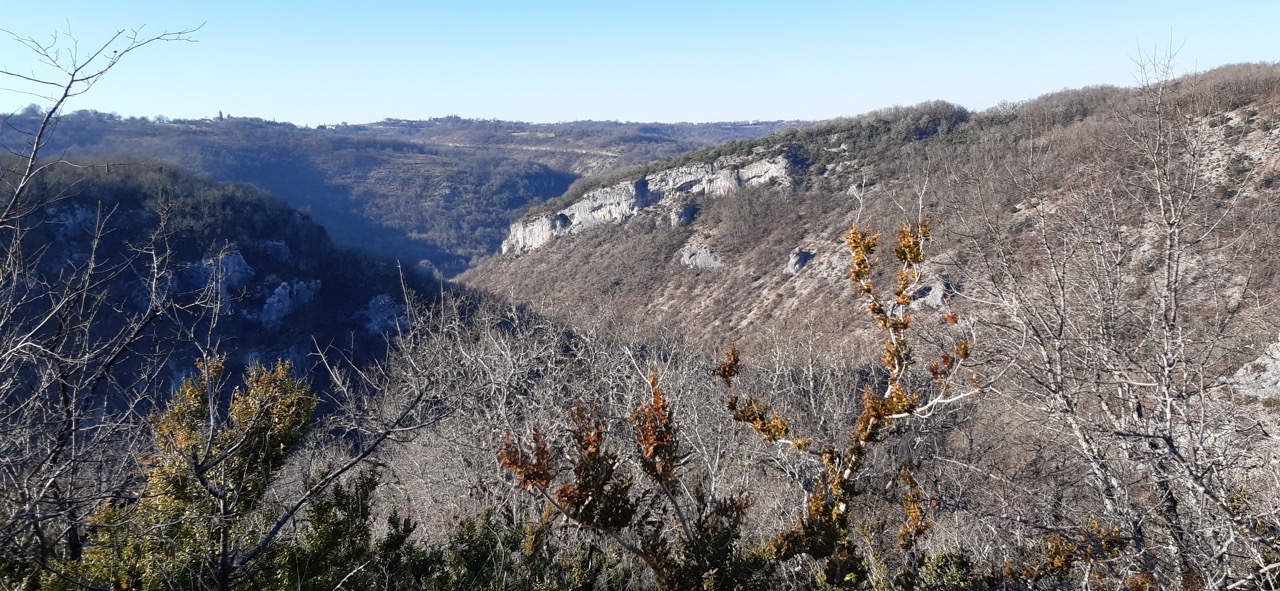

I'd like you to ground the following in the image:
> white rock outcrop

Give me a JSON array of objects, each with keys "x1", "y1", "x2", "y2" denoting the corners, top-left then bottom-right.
[
  {"x1": 184, "y1": 250, "x2": 256, "y2": 299},
  {"x1": 677, "y1": 242, "x2": 724, "y2": 269},
  {"x1": 908, "y1": 279, "x2": 953, "y2": 311},
  {"x1": 360, "y1": 293, "x2": 405, "y2": 334},
  {"x1": 259, "y1": 280, "x2": 321, "y2": 328},
  {"x1": 502, "y1": 156, "x2": 792, "y2": 254},
  {"x1": 1234, "y1": 334, "x2": 1280, "y2": 398},
  {"x1": 784, "y1": 248, "x2": 815, "y2": 274}
]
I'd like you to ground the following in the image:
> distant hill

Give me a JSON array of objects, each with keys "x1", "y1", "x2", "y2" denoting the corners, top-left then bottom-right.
[
  {"x1": 9, "y1": 113, "x2": 796, "y2": 275},
  {"x1": 357, "y1": 117, "x2": 802, "y2": 175}
]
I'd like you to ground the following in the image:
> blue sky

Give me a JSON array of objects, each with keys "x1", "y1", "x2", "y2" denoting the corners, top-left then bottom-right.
[{"x1": 2, "y1": 1, "x2": 1277, "y2": 126}]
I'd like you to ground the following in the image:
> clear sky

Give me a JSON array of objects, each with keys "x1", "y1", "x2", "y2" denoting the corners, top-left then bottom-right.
[{"x1": 2, "y1": 1, "x2": 1277, "y2": 126}]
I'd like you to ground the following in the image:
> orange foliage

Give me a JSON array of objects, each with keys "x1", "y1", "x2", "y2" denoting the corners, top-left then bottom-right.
[{"x1": 632, "y1": 372, "x2": 682, "y2": 489}]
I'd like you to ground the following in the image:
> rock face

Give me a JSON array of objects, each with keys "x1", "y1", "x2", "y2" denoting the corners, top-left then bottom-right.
[
  {"x1": 360, "y1": 293, "x2": 406, "y2": 335},
  {"x1": 908, "y1": 279, "x2": 954, "y2": 311},
  {"x1": 677, "y1": 242, "x2": 724, "y2": 269},
  {"x1": 1234, "y1": 334, "x2": 1280, "y2": 398},
  {"x1": 501, "y1": 156, "x2": 792, "y2": 254},
  {"x1": 670, "y1": 202, "x2": 700, "y2": 227},
  {"x1": 1234, "y1": 334, "x2": 1280, "y2": 439},
  {"x1": 259, "y1": 280, "x2": 322, "y2": 328},
  {"x1": 183, "y1": 250, "x2": 256, "y2": 299},
  {"x1": 784, "y1": 248, "x2": 815, "y2": 274}
]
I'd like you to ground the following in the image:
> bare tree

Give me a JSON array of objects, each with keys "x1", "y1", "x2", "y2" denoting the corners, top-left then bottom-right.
[
  {"x1": 0, "y1": 24, "x2": 199, "y2": 578},
  {"x1": 944, "y1": 50, "x2": 1280, "y2": 589}
]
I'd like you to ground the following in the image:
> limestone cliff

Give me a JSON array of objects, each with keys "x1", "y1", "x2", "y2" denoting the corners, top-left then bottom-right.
[{"x1": 501, "y1": 156, "x2": 791, "y2": 254}]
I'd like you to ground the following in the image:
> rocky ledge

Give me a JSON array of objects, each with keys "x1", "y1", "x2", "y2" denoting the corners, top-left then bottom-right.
[{"x1": 501, "y1": 156, "x2": 791, "y2": 254}]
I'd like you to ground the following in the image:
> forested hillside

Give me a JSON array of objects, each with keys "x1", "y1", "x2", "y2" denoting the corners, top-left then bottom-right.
[{"x1": 464, "y1": 63, "x2": 1280, "y2": 351}]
